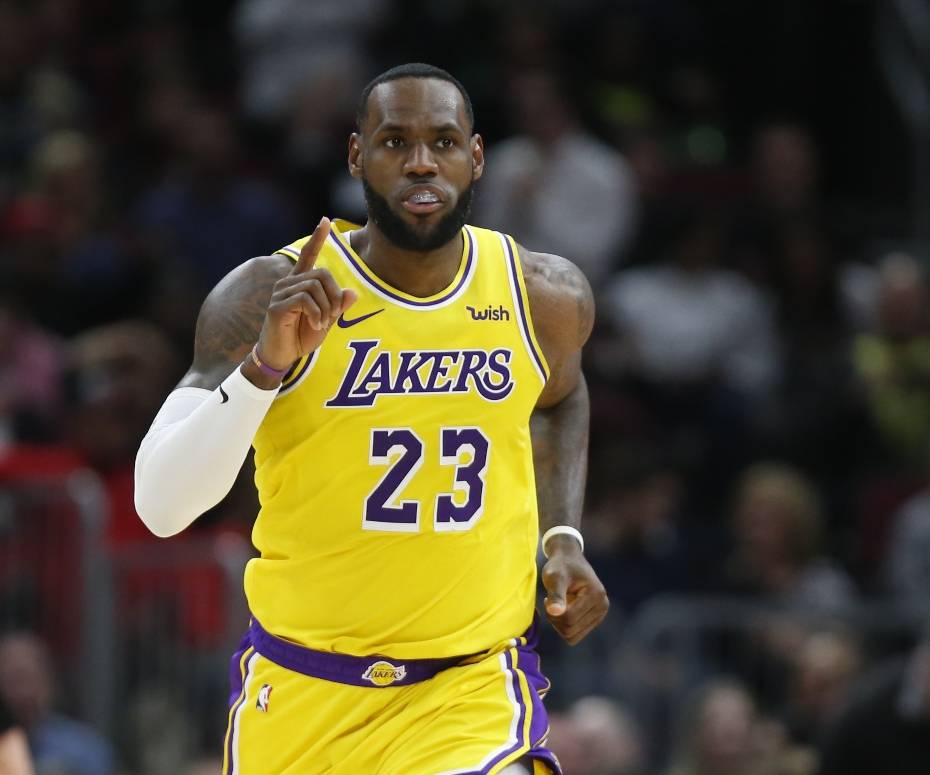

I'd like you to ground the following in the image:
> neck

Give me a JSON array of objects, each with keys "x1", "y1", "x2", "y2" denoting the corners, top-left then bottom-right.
[{"x1": 350, "y1": 223, "x2": 465, "y2": 297}]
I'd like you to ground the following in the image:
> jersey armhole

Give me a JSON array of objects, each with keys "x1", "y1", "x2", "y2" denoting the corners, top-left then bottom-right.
[
  {"x1": 275, "y1": 246, "x2": 300, "y2": 264},
  {"x1": 498, "y1": 233, "x2": 551, "y2": 386}
]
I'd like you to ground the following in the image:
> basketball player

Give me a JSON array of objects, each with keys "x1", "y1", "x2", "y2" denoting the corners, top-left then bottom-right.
[{"x1": 135, "y1": 63, "x2": 609, "y2": 774}]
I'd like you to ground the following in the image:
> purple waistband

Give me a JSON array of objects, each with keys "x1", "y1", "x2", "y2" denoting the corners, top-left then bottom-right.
[{"x1": 248, "y1": 619, "x2": 470, "y2": 688}]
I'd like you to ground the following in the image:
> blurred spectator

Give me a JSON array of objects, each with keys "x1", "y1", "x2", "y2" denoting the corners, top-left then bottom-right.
[
  {"x1": 730, "y1": 123, "x2": 824, "y2": 290},
  {"x1": 124, "y1": 689, "x2": 194, "y2": 775},
  {"x1": 752, "y1": 124, "x2": 819, "y2": 218},
  {"x1": 3, "y1": 130, "x2": 143, "y2": 335},
  {"x1": 667, "y1": 680, "x2": 761, "y2": 775},
  {"x1": 668, "y1": 679, "x2": 815, "y2": 775},
  {"x1": 594, "y1": 209, "x2": 779, "y2": 510},
  {"x1": 0, "y1": 693, "x2": 34, "y2": 775},
  {"x1": 819, "y1": 633, "x2": 930, "y2": 775},
  {"x1": 233, "y1": 0, "x2": 387, "y2": 124},
  {"x1": 743, "y1": 123, "x2": 821, "y2": 244},
  {"x1": 33, "y1": 131, "x2": 141, "y2": 330},
  {"x1": 544, "y1": 712, "x2": 585, "y2": 774},
  {"x1": 547, "y1": 696, "x2": 645, "y2": 775},
  {"x1": 601, "y1": 210, "x2": 778, "y2": 398},
  {"x1": 851, "y1": 252, "x2": 930, "y2": 470},
  {"x1": 783, "y1": 630, "x2": 862, "y2": 747},
  {"x1": 724, "y1": 463, "x2": 856, "y2": 612},
  {"x1": 755, "y1": 225, "x2": 873, "y2": 500},
  {"x1": 183, "y1": 758, "x2": 223, "y2": 775},
  {"x1": 0, "y1": 291, "x2": 63, "y2": 448},
  {"x1": 588, "y1": 7, "x2": 658, "y2": 141},
  {"x1": 583, "y1": 448, "x2": 705, "y2": 615},
  {"x1": 884, "y1": 483, "x2": 930, "y2": 610},
  {"x1": 132, "y1": 104, "x2": 297, "y2": 297},
  {"x1": 283, "y1": 66, "x2": 367, "y2": 225},
  {"x1": 0, "y1": 632, "x2": 114, "y2": 775},
  {"x1": 66, "y1": 321, "x2": 252, "y2": 659},
  {"x1": 64, "y1": 320, "x2": 182, "y2": 545},
  {"x1": 475, "y1": 69, "x2": 638, "y2": 285},
  {"x1": 0, "y1": 1, "x2": 84, "y2": 206}
]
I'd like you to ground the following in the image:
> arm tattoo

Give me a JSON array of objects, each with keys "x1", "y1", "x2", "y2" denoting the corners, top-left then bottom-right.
[{"x1": 180, "y1": 256, "x2": 291, "y2": 390}]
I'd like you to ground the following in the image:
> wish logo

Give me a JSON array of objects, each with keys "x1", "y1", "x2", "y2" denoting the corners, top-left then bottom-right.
[
  {"x1": 325, "y1": 340, "x2": 515, "y2": 408},
  {"x1": 467, "y1": 304, "x2": 510, "y2": 321}
]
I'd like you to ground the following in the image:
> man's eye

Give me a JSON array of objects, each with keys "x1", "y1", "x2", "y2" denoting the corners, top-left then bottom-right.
[
  {"x1": 385, "y1": 138, "x2": 404, "y2": 148},
  {"x1": 437, "y1": 138, "x2": 454, "y2": 149}
]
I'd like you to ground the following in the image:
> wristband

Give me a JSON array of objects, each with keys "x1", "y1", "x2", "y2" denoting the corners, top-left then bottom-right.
[
  {"x1": 541, "y1": 525, "x2": 584, "y2": 558},
  {"x1": 251, "y1": 344, "x2": 290, "y2": 379}
]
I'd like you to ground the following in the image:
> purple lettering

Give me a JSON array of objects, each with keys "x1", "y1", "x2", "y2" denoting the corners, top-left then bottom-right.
[
  {"x1": 476, "y1": 349, "x2": 515, "y2": 401},
  {"x1": 391, "y1": 351, "x2": 428, "y2": 393},
  {"x1": 424, "y1": 353, "x2": 456, "y2": 392},
  {"x1": 358, "y1": 352, "x2": 392, "y2": 395},
  {"x1": 325, "y1": 340, "x2": 380, "y2": 407},
  {"x1": 453, "y1": 350, "x2": 488, "y2": 393}
]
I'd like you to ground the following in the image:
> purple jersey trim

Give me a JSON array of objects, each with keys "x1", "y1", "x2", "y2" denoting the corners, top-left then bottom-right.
[
  {"x1": 331, "y1": 226, "x2": 476, "y2": 308},
  {"x1": 278, "y1": 349, "x2": 318, "y2": 394},
  {"x1": 248, "y1": 618, "x2": 468, "y2": 687},
  {"x1": 279, "y1": 246, "x2": 300, "y2": 258},
  {"x1": 502, "y1": 236, "x2": 549, "y2": 383}
]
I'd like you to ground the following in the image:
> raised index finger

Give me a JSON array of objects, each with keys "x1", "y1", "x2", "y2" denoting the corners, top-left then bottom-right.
[{"x1": 293, "y1": 217, "x2": 331, "y2": 274}]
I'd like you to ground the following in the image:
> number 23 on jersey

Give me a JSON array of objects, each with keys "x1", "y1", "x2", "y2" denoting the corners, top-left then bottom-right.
[{"x1": 364, "y1": 427, "x2": 490, "y2": 533}]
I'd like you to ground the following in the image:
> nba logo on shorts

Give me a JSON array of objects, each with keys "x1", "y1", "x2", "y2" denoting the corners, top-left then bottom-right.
[
  {"x1": 362, "y1": 660, "x2": 407, "y2": 687},
  {"x1": 256, "y1": 684, "x2": 272, "y2": 712}
]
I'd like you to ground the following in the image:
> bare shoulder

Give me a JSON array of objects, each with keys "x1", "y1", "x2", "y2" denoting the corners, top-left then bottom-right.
[
  {"x1": 519, "y1": 246, "x2": 595, "y2": 355},
  {"x1": 177, "y1": 254, "x2": 294, "y2": 390}
]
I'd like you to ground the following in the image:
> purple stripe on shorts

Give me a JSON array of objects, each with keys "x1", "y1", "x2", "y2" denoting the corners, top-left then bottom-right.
[
  {"x1": 502, "y1": 236, "x2": 548, "y2": 382},
  {"x1": 224, "y1": 647, "x2": 254, "y2": 775},
  {"x1": 479, "y1": 648, "x2": 527, "y2": 774},
  {"x1": 332, "y1": 227, "x2": 475, "y2": 308},
  {"x1": 227, "y1": 632, "x2": 250, "y2": 707},
  {"x1": 517, "y1": 646, "x2": 554, "y2": 750},
  {"x1": 248, "y1": 618, "x2": 465, "y2": 687}
]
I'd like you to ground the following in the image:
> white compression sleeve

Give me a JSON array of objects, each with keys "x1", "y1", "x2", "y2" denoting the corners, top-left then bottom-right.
[{"x1": 134, "y1": 367, "x2": 279, "y2": 537}]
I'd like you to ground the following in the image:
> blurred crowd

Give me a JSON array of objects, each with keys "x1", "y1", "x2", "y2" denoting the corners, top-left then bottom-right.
[{"x1": 1, "y1": 0, "x2": 929, "y2": 773}]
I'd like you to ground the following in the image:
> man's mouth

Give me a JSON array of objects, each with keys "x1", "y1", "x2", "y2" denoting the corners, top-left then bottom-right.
[{"x1": 401, "y1": 186, "x2": 446, "y2": 215}]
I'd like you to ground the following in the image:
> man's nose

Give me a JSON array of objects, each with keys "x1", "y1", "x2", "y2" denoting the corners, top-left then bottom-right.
[{"x1": 404, "y1": 142, "x2": 438, "y2": 177}]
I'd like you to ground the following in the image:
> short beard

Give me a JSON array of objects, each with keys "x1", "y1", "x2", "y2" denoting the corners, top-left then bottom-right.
[{"x1": 362, "y1": 177, "x2": 473, "y2": 252}]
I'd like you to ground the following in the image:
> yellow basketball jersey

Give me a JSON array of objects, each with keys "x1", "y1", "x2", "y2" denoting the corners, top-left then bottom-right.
[{"x1": 246, "y1": 220, "x2": 549, "y2": 660}]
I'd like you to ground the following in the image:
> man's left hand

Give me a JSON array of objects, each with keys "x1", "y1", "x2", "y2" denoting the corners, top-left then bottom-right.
[{"x1": 541, "y1": 535, "x2": 609, "y2": 645}]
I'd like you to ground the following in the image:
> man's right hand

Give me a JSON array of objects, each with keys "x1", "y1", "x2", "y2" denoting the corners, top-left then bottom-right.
[{"x1": 252, "y1": 217, "x2": 358, "y2": 378}]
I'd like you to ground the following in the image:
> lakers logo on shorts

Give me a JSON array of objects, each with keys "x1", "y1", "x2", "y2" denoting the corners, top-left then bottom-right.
[
  {"x1": 256, "y1": 684, "x2": 272, "y2": 712},
  {"x1": 362, "y1": 660, "x2": 406, "y2": 687}
]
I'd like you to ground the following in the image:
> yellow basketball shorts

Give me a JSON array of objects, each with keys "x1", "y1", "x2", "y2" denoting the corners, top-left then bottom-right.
[{"x1": 222, "y1": 617, "x2": 561, "y2": 774}]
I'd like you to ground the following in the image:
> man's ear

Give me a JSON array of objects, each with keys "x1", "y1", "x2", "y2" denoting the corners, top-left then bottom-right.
[
  {"x1": 348, "y1": 133, "x2": 363, "y2": 179},
  {"x1": 471, "y1": 134, "x2": 485, "y2": 181}
]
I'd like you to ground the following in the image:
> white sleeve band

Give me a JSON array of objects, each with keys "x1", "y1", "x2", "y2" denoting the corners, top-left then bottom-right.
[
  {"x1": 541, "y1": 525, "x2": 585, "y2": 558},
  {"x1": 134, "y1": 367, "x2": 279, "y2": 537}
]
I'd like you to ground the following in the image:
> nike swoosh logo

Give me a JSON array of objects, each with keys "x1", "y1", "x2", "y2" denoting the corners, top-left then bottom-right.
[
  {"x1": 219, "y1": 385, "x2": 229, "y2": 403},
  {"x1": 337, "y1": 308, "x2": 385, "y2": 329}
]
